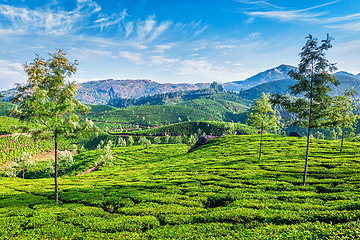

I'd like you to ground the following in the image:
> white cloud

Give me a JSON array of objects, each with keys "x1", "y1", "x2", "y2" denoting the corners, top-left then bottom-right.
[
  {"x1": 137, "y1": 16, "x2": 156, "y2": 39},
  {"x1": 154, "y1": 44, "x2": 173, "y2": 53},
  {"x1": 94, "y1": 10, "x2": 126, "y2": 30},
  {"x1": 150, "y1": 56, "x2": 178, "y2": 65},
  {"x1": 149, "y1": 20, "x2": 172, "y2": 41},
  {"x1": 0, "y1": 59, "x2": 27, "y2": 90},
  {"x1": 244, "y1": 32, "x2": 261, "y2": 41},
  {"x1": 239, "y1": 1, "x2": 345, "y2": 23},
  {"x1": 175, "y1": 59, "x2": 243, "y2": 81},
  {"x1": 216, "y1": 45, "x2": 235, "y2": 49},
  {"x1": 327, "y1": 22, "x2": 360, "y2": 31},
  {"x1": 244, "y1": 9, "x2": 325, "y2": 22},
  {"x1": 193, "y1": 26, "x2": 208, "y2": 38},
  {"x1": 131, "y1": 42, "x2": 148, "y2": 49},
  {"x1": 119, "y1": 51, "x2": 143, "y2": 64},
  {"x1": 234, "y1": 0, "x2": 279, "y2": 9},
  {"x1": 71, "y1": 48, "x2": 113, "y2": 60},
  {"x1": 125, "y1": 21, "x2": 134, "y2": 38},
  {"x1": 192, "y1": 46, "x2": 206, "y2": 51}
]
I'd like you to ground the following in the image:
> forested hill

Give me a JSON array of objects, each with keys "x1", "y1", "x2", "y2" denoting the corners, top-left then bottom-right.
[
  {"x1": 223, "y1": 64, "x2": 297, "y2": 91},
  {"x1": 75, "y1": 79, "x2": 210, "y2": 104},
  {"x1": 0, "y1": 79, "x2": 210, "y2": 105},
  {"x1": 239, "y1": 75, "x2": 360, "y2": 100}
]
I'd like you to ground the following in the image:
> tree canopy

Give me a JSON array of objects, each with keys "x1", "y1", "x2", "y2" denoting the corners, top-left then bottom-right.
[
  {"x1": 270, "y1": 34, "x2": 339, "y2": 186},
  {"x1": 248, "y1": 92, "x2": 280, "y2": 161},
  {"x1": 10, "y1": 49, "x2": 97, "y2": 203}
]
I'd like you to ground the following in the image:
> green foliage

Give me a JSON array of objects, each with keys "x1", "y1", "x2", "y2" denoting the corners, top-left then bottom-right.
[
  {"x1": 187, "y1": 135, "x2": 197, "y2": 146},
  {"x1": 119, "y1": 121, "x2": 256, "y2": 138},
  {"x1": 154, "y1": 137, "x2": 161, "y2": 145},
  {"x1": 43, "y1": 159, "x2": 55, "y2": 178},
  {"x1": 314, "y1": 131, "x2": 325, "y2": 140},
  {"x1": 1, "y1": 135, "x2": 360, "y2": 238},
  {"x1": 248, "y1": 93, "x2": 281, "y2": 161},
  {"x1": 11, "y1": 151, "x2": 37, "y2": 179},
  {"x1": 9, "y1": 49, "x2": 98, "y2": 203},
  {"x1": 0, "y1": 101, "x2": 16, "y2": 116},
  {"x1": 96, "y1": 142, "x2": 114, "y2": 171},
  {"x1": 87, "y1": 105, "x2": 214, "y2": 131},
  {"x1": 86, "y1": 104, "x2": 118, "y2": 113},
  {"x1": 327, "y1": 89, "x2": 359, "y2": 152},
  {"x1": 271, "y1": 34, "x2": 339, "y2": 186},
  {"x1": 58, "y1": 151, "x2": 75, "y2": 176},
  {"x1": 127, "y1": 136, "x2": 134, "y2": 146},
  {"x1": 248, "y1": 93, "x2": 280, "y2": 132},
  {"x1": 117, "y1": 137, "x2": 127, "y2": 147},
  {"x1": 4, "y1": 165, "x2": 17, "y2": 178}
]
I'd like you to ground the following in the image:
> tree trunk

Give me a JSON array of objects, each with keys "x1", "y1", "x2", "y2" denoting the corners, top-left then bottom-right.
[
  {"x1": 303, "y1": 127, "x2": 311, "y2": 186},
  {"x1": 303, "y1": 95, "x2": 313, "y2": 187},
  {"x1": 54, "y1": 133, "x2": 59, "y2": 204},
  {"x1": 340, "y1": 126, "x2": 345, "y2": 153},
  {"x1": 258, "y1": 130, "x2": 263, "y2": 161}
]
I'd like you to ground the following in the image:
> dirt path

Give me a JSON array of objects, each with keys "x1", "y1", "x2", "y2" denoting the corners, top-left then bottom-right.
[{"x1": 76, "y1": 163, "x2": 103, "y2": 176}]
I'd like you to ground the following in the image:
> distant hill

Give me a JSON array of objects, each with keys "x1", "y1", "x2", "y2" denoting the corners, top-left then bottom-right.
[
  {"x1": 333, "y1": 71, "x2": 358, "y2": 79},
  {"x1": 75, "y1": 79, "x2": 207, "y2": 104},
  {"x1": 239, "y1": 74, "x2": 360, "y2": 100},
  {"x1": 223, "y1": 64, "x2": 297, "y2": 91},
  {"x1": 0, "y1": 79, "x2": 209, "y2": 105}
]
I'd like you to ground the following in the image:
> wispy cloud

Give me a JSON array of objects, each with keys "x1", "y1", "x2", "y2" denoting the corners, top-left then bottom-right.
[
  {"x1": 240, "y1": 1, "x2": 341, "y2": 23},
  {"x1": 119, "y1": 51, "x2": 143, "y2": 64},
  {"x1": 131, "y1": 42, "x2": 148, "y2": 50},
  {"x1": 193, "y1": 26, "x2": 208, "y2": 38},
  {"x1": 70, "y1": 48, "x2": 113, "y2": 60},
  {"x1": 327, "y1": 22, "x2": 360, "y2": 31},
  {"x1": 175, "y1": 59, "x2": 243, "y2": 81},
  {"x1": 136, "y1": 15, "x2": 156, "y2": 39},
  {"x1": 94, "y1": 10, "x2": 126, "y2": 30},
  {"x1": 154, "y1": 44, "x2": 174, "y2": 53},
  {"x1": 149, "y1": 20, "x2": 172, "y2": 41},
  {"x1": 244, "y1": 9, "x2": 325, "y2": 22},
  {"x1": 234, "y1": 0, "x2": 279, "y2": 9},
  {"x1": 124, "y1": 22, "x2": 134, "y2": 38},
  {"x1": 0, "y1": 59, "x2": 27, "y2": 90},
  {"x1": 149, "y1": 56, "x2": 178, "y2": 65}
]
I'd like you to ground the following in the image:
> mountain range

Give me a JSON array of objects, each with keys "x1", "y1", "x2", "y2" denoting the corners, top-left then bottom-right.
[
  {"x1": 223, "y1": 64, "x2": 297, "y2": 91},
  {"x1": 1, "y1": 64, "x2": 359, "y2": 104}
]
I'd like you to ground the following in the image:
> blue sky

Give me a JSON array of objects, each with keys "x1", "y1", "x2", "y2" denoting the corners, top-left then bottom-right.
[{"x1": 0, "y1": 0, "x2": 360, "y2": 90}]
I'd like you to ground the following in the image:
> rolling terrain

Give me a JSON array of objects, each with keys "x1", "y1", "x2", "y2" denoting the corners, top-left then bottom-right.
[{"x1": 1, "y1": 135, "x2": 360, "y2": 238}]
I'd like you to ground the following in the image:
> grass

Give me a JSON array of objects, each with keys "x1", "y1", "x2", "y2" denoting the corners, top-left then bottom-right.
[
  {"x1": 114, "y1": 121, "x2": 257, "y2": 136},
  {"x1": 0, "y1": 101, "x2": 16, "y2": 116},
  {"x1": 1, "y1": 134, "x2": 360, "y2": 239},
  {"x1": 87, "y1": 105, "x2": 214, "y2": 131}
]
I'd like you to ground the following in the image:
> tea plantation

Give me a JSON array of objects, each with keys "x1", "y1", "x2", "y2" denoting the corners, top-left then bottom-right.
[{"x1": 1, "y1": 134, "x2": 360, "y2": 239}]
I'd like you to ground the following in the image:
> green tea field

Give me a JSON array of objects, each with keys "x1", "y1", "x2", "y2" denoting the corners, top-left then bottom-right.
[{"x1": 1, "y1": 135, "x2": 360, "y2": 239}]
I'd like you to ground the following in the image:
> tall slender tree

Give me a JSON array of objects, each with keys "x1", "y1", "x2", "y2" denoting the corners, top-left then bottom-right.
[
  {"x1": 328, "y1": 89, "x2": 358, "y2": 153},
  {"x1": 248, "y1": 92, "x2": 281, "y2": 161},
  {"x1": 271, "y1": 34, "x2": 339, "y2": 186},
  {"x1": 10, "y1": 49, "x2": 97, "y2": 203}
]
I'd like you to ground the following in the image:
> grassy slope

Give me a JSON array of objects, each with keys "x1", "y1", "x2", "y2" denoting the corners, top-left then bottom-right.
[
  {"x1": 0, "y1": 101, "x2": 16, "y2": 116},
  {"x1": 117, "y1": 121, "x2": 256, "y2": 136},
  {"x1": 87, "y1": 105, "x2": 214, "y2": 131},
  {"x1": 1, "y1": 135, "x2": 360, "y2": 239},
  {"x1": 0, "y1": 116, "x2": 23, "y2": 135},
  {"x1": 86, "y1": 104, "x2": 118, "y2": 113}
]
